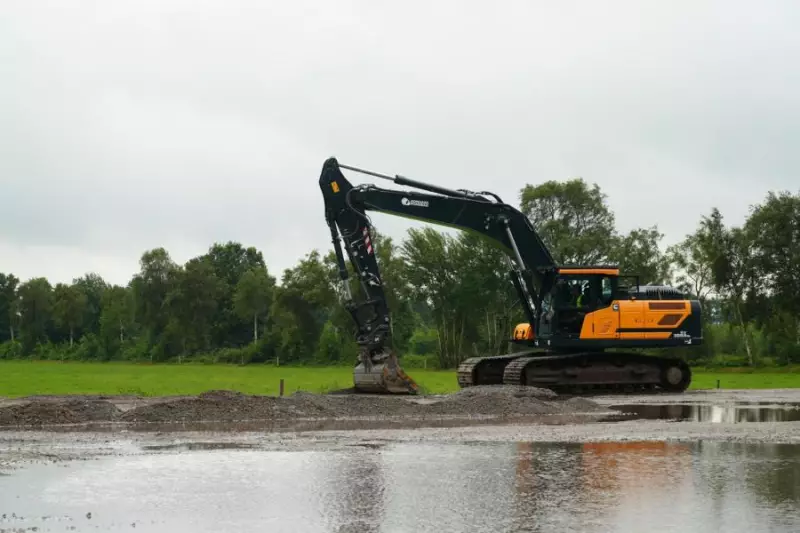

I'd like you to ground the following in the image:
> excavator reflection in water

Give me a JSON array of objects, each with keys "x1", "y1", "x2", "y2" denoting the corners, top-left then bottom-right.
[
  {"x1": 510, "y1": 441, "x2": 694, "y2": 531},
  {"x1": 319, "y1": 157, "x2": 703, "y2": 395}
]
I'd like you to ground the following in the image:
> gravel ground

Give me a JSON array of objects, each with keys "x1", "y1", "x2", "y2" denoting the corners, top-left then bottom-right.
[{"x1": 0, "y1": 385, "x2": 610, "y2": 430}]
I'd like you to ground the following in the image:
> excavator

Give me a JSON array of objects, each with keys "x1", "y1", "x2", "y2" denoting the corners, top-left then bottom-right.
[{"x1": 318, "y1": 157, "x2": 702, "y2": 395}]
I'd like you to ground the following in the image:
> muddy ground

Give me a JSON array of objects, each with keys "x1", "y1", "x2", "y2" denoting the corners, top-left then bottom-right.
[
  {"x1": 2, "y1": 386, "x2": 800, "y2": 433},
  {"x1": 1, "y1": 388, "x2": 799, "y2": 476},
  {"x1": 0, "y1": 385, "x2": 609, "y2": 431}
]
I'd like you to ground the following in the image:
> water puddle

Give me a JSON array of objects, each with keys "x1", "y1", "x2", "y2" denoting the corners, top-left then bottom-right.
[
  {"x1": 141, "y1": 442, "x2": 259, "y2": 452},
  {"x1": 2, "y1": 440, "x2": 799, "y2": 532},
  {"x1": 1, "y1": 412, "x2": 608, "y2": 434},
  {"x1": 610, "y1": 402, "x2": 800, "y2": 423}
]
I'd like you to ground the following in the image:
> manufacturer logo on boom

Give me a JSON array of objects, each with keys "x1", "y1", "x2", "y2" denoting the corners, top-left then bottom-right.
[{"x1": 401, "y1": 197, "x2": 429, "y2": 207}]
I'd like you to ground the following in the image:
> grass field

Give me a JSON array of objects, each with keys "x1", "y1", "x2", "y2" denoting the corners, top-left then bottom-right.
[{"x1": 0, "y1": 361, "x2": 798, "y2": 398}]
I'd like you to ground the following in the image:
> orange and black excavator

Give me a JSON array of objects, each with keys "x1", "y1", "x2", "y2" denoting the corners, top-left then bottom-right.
[{"x1": 319, "y1": 157, "x2": 702, "y2": 395}]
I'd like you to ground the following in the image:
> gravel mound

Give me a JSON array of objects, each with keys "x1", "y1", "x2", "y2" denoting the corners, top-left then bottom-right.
[
  {"x1": 120, "y1": 390, "x2": 336, "y2": 423},
  {"x1": 121, "y1": 392, "x2": 277, "y2": 423},
  {"x1": 290, "y1": 391, "x2": 420, "y2": 418},
  {"x1": 0, "y1": 399, "x2": 121, "y2": 427},
  {"x1": 59, "y1": 399, "x2": 122, "y2": 421},
  {"x1": 563, "y1": 397, "x2": 609, "y2": 413},
  {"x1": 0, "y1": 386, "x2": 605, "y2": 427},
  {"x1": 424, "y1": 385, "x2": 563, "y2": 416}
]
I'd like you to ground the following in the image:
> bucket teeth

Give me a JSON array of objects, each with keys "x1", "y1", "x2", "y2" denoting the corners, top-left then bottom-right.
[{"x1": 353, "y1": 350, "x2": 419, "y2": 394}]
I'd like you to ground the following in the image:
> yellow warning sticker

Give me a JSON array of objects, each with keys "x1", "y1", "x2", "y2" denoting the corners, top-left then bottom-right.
[{"x1": 331, "y1": 181, "x2": 340, "y2": 193}]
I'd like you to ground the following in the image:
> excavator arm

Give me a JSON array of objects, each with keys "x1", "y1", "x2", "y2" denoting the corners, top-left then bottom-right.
[{"x1": 318, "y1": 157, "x2": 558, "y2": 394}]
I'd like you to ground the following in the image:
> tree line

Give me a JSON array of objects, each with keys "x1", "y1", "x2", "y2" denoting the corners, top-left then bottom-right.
[{"x1": 1, "y1": 179, "x2": 797, "y2": 368}]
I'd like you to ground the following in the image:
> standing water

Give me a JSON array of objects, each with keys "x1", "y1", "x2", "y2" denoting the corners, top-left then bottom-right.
[{"x1": 1, "y1": 439, "x2": 799, "y2": 532}]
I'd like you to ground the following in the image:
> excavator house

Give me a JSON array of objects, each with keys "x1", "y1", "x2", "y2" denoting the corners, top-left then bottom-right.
[{"x1": 319, "y1": 157, "x2": 702, "y2": 395}]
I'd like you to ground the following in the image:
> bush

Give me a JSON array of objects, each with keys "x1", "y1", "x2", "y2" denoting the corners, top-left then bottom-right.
[
  {"x1": 0, "y1": 341, "x2": 22, "y2": 359},
  {"x1": 408, "y1": 326, "x2": 438, "y2": 357},
  {"x1": 119, "y1": 337, "x2": 151, "y2": 362},
  {"x1": 73, "y1": 333, "x2": 103, "y2": 360},
  {"x1": 314, "y1": 321, "x2": 357, "y2": 365}
]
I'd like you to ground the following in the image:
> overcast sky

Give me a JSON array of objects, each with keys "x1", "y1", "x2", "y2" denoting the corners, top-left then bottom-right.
[{"x1": 2, "y1": 0, "x2": 798, "y2": 286}]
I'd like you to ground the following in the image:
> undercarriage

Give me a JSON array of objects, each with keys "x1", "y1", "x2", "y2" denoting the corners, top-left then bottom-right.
[{"x1": 457, "y1": 350, "x2": 692, "y2": 394}]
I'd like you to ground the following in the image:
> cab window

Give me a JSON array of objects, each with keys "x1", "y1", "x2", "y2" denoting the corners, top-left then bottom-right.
[{"x1": 600, "y1": 276, "x2": 613, "y2": 305}]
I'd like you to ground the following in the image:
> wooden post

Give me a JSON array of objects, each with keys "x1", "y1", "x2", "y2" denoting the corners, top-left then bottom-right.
[
  {"x1": 280, "y1": 379, "x2": 285, "y2": 397},
  {"x1": 717, "y1": 379, "x2": 720, "y2": 389}
]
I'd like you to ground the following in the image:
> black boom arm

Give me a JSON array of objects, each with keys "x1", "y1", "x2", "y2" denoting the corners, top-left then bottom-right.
[{"x1": 319, "y1": 157, "x2": 558, "y2": 356}]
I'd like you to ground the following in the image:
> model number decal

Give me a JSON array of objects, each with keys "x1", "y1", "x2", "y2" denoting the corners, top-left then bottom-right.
[{"x1": 401, "y1": 197, "x2": 429, "y2": 208}]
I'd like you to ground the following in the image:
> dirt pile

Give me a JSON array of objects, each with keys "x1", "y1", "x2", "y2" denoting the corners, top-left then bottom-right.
[
  {"x1": 0, "y1": 399, "x2": 121, "y2": 427},
  {"x1": 0, "y1": 386, "x2": 607, "y2": 429},
  {"x1": 424, "y1": 385, "x2": 561, "y2": 416},
  {"x1": 120, "y1": 390, "x2": 333, "y2": 423},
  {"x1": 290, "y1": 391, "x2": 421, "y2": 418}
]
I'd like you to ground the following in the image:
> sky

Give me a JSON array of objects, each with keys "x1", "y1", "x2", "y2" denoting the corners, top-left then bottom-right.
[{"x1": 2, "y1": 0, "x2": 799, "y2": 286}]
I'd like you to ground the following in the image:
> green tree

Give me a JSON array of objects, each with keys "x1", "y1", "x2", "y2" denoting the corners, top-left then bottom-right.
[
  {"x1": 17, "y1": 277, "x2": 53, "y2": 353},
  {"x1": 700, "y1": 208, "x2": 759, "y2": 365},
  {"x1": 200, "y1": 242, "x2": 267, "y2": 348},
  {"x1": 268, "y1": 250, "x2": 337, "y2": 364},
  {"x1": 519, "y1": 178, "x2": 616, "y2": 264},
  {"x1": 72, "y1": 273, "x2": 108, "y2": 336},
  {"x1": 449, "y1": 233, "x2": 520, "y2": 357},
  {"x1": 233, "y1": 266, "x2": 276, "y2": 344},
  {"x1": 52, "y1": 283, "x2": 89, "y2": 347},
  {"x1": 612, "y1": 226, "x2": 672, "y2": 286},
  {"x1": 163, "y1": 258, "x2": 224, "y2": 360},
  {"x1": 667, "y1": 231, "x2": 715, "y2": 302},
  {"x1": 745, "y1": 190, "x2": 800, "y2": 362},
  {"x1": 398, "y1": 228, "x2": 517, "y2": 367},
  {"x1": 400, "y1": 227, "x2": 463, "y2": 367},
  {"x1": 130, "y1": 247, "x2": 179, "y2": 354},
  {"x1": 100, "y1": 285, "x2": 135, "y2": 348},
  {"x1": 0, "y1": 273, "x2": 19, "y2": 342}
]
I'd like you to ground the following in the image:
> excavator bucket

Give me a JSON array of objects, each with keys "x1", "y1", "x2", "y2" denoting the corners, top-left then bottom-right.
[{"x1": 353, "y1": 350, "x2": 420, "y2": 394}]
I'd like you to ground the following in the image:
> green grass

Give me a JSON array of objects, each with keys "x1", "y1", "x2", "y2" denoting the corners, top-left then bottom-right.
[
  {"x1": 690, "y1": 369, "x2": 800, "y2": 389},
  {"x1": 0, "y1": 361, "x2": 460, "y2": 398},
  {"x1": 0, "y1": 361, "x2": 797, "y2": 398}
]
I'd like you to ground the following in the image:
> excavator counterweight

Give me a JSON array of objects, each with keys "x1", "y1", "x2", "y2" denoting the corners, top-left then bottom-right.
[{"x1": 318, "y1": 157, "x2": 701, "y2": 395}]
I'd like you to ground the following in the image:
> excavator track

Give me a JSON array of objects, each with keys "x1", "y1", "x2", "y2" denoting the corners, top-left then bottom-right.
[
  {"x1": 461, "y1": 351, "x2": 691, "y2": 394},
  {"x1": 457, "y1": 350, "x2": 538, "y2": 388}
]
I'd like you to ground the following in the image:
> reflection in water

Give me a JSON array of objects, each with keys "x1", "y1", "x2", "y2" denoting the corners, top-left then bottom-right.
[
  {"x1": 611, "y1": 403, "x2": 800, "y2": 423},
  {"x1": 511, "y1": 442, "x2": 587, "y2": 532},
  {"x1": 697, "y1": 441, "x2": 800, "y2": 530},
  {"x1": 0, "y1": 439, "x2": 799, "y2": 532},
  {"x1": 380, "y1": 442, "x2": 517, "y2": 532},
  {"x1": 511, "y1": 441, "x2": 694, "y2": 531},
  {"x1": 320, "y1": 447, "x2": 386, "y2": 533}
]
